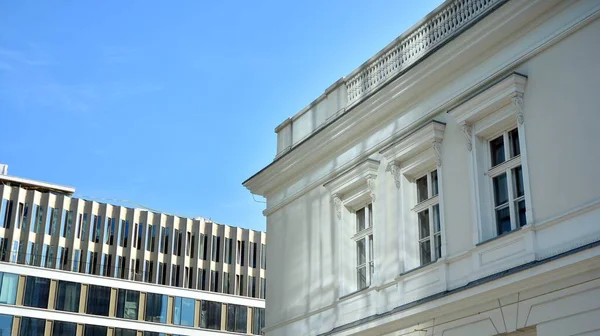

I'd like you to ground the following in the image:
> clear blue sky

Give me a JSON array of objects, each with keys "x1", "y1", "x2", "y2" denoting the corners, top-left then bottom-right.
[{"x1": 0, "y1": 0, "x2": 442, "y2": 231}]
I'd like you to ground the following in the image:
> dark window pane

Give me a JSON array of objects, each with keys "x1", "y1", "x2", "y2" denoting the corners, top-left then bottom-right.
[
  {"x1": 496, "y1": 206, "x2": 511, "y2": 235},
  {"x1": 252, "y1": 308, "x2": 265, "y2": 335},
  {"x1": 356, "y1": 239, "x2": 366, "y2": 265},
  {"x1": 20, "y1": 317, "x2": 46, "y2": 336},
  {"x1": 418, "y1": 209, "x2": 430, "y2": 239},
  {"x1": 434, "y1": 235, "x2": 442, "y2": 260},
  {"x1": 432, "y1": 205, "x2": 441, "y2": 233},
  {"x1": 509, "y1": 128, "x2": 520, "y2": 158},
  {"x1": 493, "y1": 173, "x2": 508, "y2": 206},
  {"x1": 84, "y1": 325, "x2": 107, "y2": 336},
  {"x1": 56, "y1": 281, "x2": 81, "y2": 312},
  {"x1": 53, "y1": 321, "x2": 77, "y2": 336},
  {"x1": 145, "y1": 293, "x2": 168, "y2": 323},
  {"x1": 357, "y1": 266, "x2": 367, "y2": 289},
  {"x1": 116, "y1": 289, "x2": 139, "y2": 320},
  {"x1": 87, "y1": 285, "x2": 111, "y2": 316},
  {"x1": 24, "y1": 276, "x2": 50, "y2": 308},
  {"x1": 419, "y1": 240, "x2": 431, "y2": 265},
  {"x1": 226, "y1": 304, "x2": 247, "y2": 333},
  {"x1": 490, "y1": 135, "x2": 505, "y2": 166},
  {"x1": 0, "y1": 314, "x2": 13, "y2": 336},
  {"x1": 200, "y1": 300, "x2": 222, "y2": 330},
  {"x1": 517, "y1": 200, "x2": 527, "y2": 227},
  {"x1": 431, "y1": 170, "x2": 439, "y2": 196},
  {"x1": 356, "y1": 207, "x2": 365, "y2": 232},
  {"x1": 115, "y1": 328, "x2": 137, "y2": 336},
  {"x1": 416, "y1": 175, "x2": 428, "y2": 202},
  {"x1": 513, "y1": 166, "x2": 524, "y2": 197}
]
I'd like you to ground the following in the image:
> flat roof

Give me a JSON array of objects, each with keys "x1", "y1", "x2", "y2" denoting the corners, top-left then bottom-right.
[{"x1": 0, "y1": 174, "x2": 75, "y2": 195}]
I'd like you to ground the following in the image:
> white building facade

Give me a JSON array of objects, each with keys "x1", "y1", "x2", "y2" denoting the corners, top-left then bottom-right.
[
  {"x1": 244, "y1": 0, "x2": 600, "y2": 335},
  {"x1": 0, "y1": 166, "x2": 266, "y2": 336}
]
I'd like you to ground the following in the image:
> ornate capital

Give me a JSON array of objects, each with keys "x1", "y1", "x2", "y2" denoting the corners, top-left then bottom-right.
[
  {"x1": 432, "y1": 140, "x2": 442, "y2": 167},
  {"x1": 387, "y1": 162, "x2": 401, "y2": 189},
  {"x1": 512, "y1": 95, "x2": 524, "y2": 125},
  {"x1": 366, "y1": 178, "x2": 377, "y2": 202},
  {"x1": 332, "y1": 194, "x2": 342, "y2": 220},
  {"x1": 460, "y1": 122, "x2": 473, "y2": 151}
]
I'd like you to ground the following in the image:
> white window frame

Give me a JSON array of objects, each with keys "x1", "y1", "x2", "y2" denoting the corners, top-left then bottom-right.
[
  {"x1": 352, "y1": 203, "x2": 374, "y2": 290},
  {"x1": 448, "y1": 73, "x2": 533, "y2": 244},
  {"x1": 324, "y1": 159, "x2": 378, "y2": 296},
  {"x1": 412, "y1": 169, "x2": 442, "y2": 266},
  {"x1": 381, "y1": 121, "x2": 446, "y2": 272}
]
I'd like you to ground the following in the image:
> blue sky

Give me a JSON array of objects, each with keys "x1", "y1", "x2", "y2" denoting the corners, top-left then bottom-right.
[{"x1": 0, "y1": 0, "x2": 442, "y2": 231}]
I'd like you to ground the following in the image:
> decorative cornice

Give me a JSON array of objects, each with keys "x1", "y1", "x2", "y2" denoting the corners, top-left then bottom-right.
[
  {"x1": 460, "y1": 122, "x2": 473, "y2": 151},
  {"x1": 387, "y1": 162, "x2": 401, "y2": 189},
  {"x1": 332, "y1": 194, "x2": 342, "y2": 220},
  {"x1": 512, "y1": 94, "x2": 525, "y2": 126}
]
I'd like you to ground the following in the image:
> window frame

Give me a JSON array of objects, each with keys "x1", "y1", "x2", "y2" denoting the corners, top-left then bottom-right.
[
  {"x1": 352, "y1": 203, "x2": 374, "y2": 290},
  {"x1": 412, "y1": 169, "x2": 442, "y2": 266}
]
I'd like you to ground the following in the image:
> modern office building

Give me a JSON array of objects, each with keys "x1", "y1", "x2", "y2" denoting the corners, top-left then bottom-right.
[
  {"x1": 244, "y1": 0, "x2": 600, "y2": 335},
  {"x1": 0, "y1": 164, "x2": 266, "y2": 336}
]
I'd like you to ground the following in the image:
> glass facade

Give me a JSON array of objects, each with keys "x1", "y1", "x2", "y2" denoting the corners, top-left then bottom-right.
[
  {"x1": 0, "y1": 314, "x2": 12, "y2": 336},
  {"x1": 84, "y1": 325, "x2": 107, "y2": 336},
  {"x1": 226, "y1": 304, "x2": 248, "y2": 333},
  {"x1": 115, "y1": 328, "x2": 137, "y2": 336},
  {"x1": 252, "y1": 307, "x2": 266, "y2": 335},
  {"x1": 173, "y1": 296, "x2": 195, "y2": 327},
  {"x1": 56, "y1": 280, "x2": 81, "y2": 312},
  {"x1": 116, "y1": 289, "x2": 140, "y2": 320},
  {"x1": 24, "y1": 276, "x2": 50, "y2": 308},
  {"x1": 86, "y1": 285, "x2": 111, "y2": 316},
  {"x1": 20, "y1": 317, "x2": 46, "y2": 336},
  {"x1": 53, "y1": 321, "x2": 77, "y2": 336},
  {"x1": 0, "y1": 272, "x2": 18, "y2": 305},
  {"x1": 200, "y1": 300, "x2": 222, "y2": 330},
  {"x1": 145, "y1": 293, "x2": 168, "y2": 323}
]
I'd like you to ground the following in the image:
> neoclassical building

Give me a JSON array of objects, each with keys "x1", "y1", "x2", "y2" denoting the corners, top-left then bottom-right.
[
  {"x1": 0, "y1": 164, "x2": 266, "y2": 335},
  {"x1": 244, "y1": 0, "x2": 600, "y2": 335}
]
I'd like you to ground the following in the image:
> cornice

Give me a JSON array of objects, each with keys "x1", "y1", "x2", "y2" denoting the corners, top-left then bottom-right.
[{"x1": 243, "y1": 0, "x2": 555, "y2": 199}]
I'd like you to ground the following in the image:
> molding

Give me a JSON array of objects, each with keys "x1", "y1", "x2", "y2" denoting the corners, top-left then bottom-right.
[
  {"x1": 387, "y1": 162, "x2": 401, "y2": 189},
  {"x1": 432, "y1": 140, "x2": 443, "y2": 167},
  {"x1": 333, "y1": 194, "x2": 342, "y2": 220},
  {"x1": 512, "y1": 94, "x2": 525, "y2": 125},
  {"x1": 256, "y1": 0, "x2": 600, "y2": 216},
  {"x1": 367, "y1": 178, "x2": 377, "y2": 203},
  {"x1": 460, "y1": 122, "x2": 473, "y2": 151}
]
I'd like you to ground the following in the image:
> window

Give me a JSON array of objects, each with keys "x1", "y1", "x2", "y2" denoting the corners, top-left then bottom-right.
[
  {"x1": 354, "y1": 204, "x2": 374, "y2": 289},
  {"x1": 24, "y1": 276, "x2": 50, "y2": 308},
  {"x1": 226, "y1": 304, "x2": 247, "y2": 333},
  {"x1": 237, "y1": 275, "x2": 244, "y2": 295},
  {"x1": 75, "y1": 213, "x2": 82, "y2": 239},
  {"x1": 22, "y1": 203, "x2": 29, "y2": 231},
  {"x1": 116, "y1": 289, "x2": 139, "y2": 320},
  {"x1": 0, "y1": 199, "x2": 13, "y2": 229},
  {"x1": 223, "y1": 272, "x2": 232, "y2": 294},
  {"x1": 199, "y1": 234, "x2": 208, "y2": 260},
  {"x1": 448, "y1": 73, "x2": 530, "y2": 242},
  {"x1": 173, "y1": 296, "x2": 195, "y2": 327},
  {"x1": 88, "y1": 214, "x2": 97, "y2": 242},
  {"x1": 489, "y1": 128, "x2": 526, "y2": 235},
  {"x1": 260, "y1": 278, "x2": 266, "y2": 299},
  {"x1": 186, "y1": 231, "x2": 191, "y2": 256},
  {"x1": 414, "y1": 170, "x2": 442, "y2": 265},
  {"x1": 210, "y1": 270, "x2": 219, "y2": 292},
  {"x1": 35, "y1": 205, "x2": 44, "y2": 233},
  {"x1": 115, "y1": 328, "x2": 137, "y2": 336},
  {"x1": 81, "y1": 213, "x2": 88, "y2": 241},
  {"x1": 53, "y1": 321, "x2": 77, "y2": 336},
  {"x1": 200, "y1": 300, "x2": 222, "y2": 330},
  {"x1": 248, "y1": 276, "x2": 257, "y2": 298},
  {"x1": 65, "y1": 210, "x2": 74, "y2": 238},
  {"x1": 261, "y1": 243, "x2": 266, "y2": 269},
  {"x1": 198, "y1": 268, "x2": 207, "y2": 290},
  {"x1": 73, "y1": 250, "x2": 81, "y2": 272},
  {"x1": 84, "y1": 325, "x2": 107, "y2": 336},
  {"x1": 0, "y1": 314, "x2": 11, "y2": 336},
  {"x1": 252, "y1": 308, "x2": 266, "y2": 335},
  {"x1": 20, "y1": 317, "x2": 45, "y2": 336},
  {"x1": 0, "y1": 272, "x2": 18, "y2": 304},
  {"x1": 249, "y1": 242, "x2": 257, "y2": 268},
  {"x1": 121, "y1": 220, "x2": 129, "y2": 247},
  {"x1": 145, "y1": 293, "x2": 168, "y2": 323},
  {"x1": 212, "y1": 236, "x2": 220, "y2": 262},
  {"x1": 224, "y1": 238, "x2": 233, "y2": 264},
  {"x1": 137, "y1": 223, "x2": 143, "y2": 250},
  {"x1": 86, "y1": 285, "x2": 111, "y2": 316},
  {"x1": 56, "y1": 281, "x2": 81, "y2": 312},
  {"x1": 0, "y1": 238, "x2": 9, "y2": 262}
]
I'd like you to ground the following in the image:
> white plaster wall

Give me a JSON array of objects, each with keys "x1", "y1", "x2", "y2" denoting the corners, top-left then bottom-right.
[{"x1": 521, "y1": 17, "x2": 600, "y2": 223}]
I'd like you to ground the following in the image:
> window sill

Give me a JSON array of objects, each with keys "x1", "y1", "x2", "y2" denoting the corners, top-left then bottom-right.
[
  {"x1": 397, "y1": 259, "x2": 441, "y2": 279},
  {"x1": 338, "y1": 286, "x2": 371, "y2": 302},
  {"x1": 476, "y1": 226, "x2": 523, "y2": 247}
]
